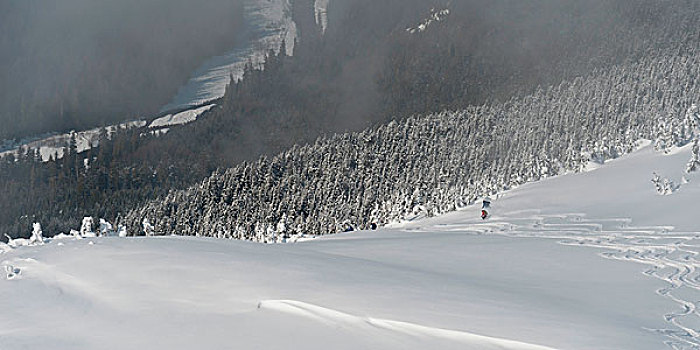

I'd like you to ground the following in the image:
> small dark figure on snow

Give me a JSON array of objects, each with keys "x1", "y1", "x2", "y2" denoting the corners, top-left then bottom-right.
[{"x1": 481, "y1": 197, "x2": 492, "y2": 220}]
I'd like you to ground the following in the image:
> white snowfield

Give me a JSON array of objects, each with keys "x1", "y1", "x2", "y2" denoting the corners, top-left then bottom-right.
[
  {"x1": 148, "y1": 104, "x2": 216, "y2": 129},
  {"x1": 1, "y1": 143, "x2": 699, "y2": 350}
]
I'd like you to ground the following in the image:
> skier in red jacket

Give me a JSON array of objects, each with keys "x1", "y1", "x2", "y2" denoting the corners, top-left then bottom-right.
[{"x1": 481, "y1": 197, "x2": 491, "y2": 220}]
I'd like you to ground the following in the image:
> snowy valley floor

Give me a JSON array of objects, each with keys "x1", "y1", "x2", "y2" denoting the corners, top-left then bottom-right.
[{"x1": 1, "y1": 143, "x2": 700, "y2": 350}]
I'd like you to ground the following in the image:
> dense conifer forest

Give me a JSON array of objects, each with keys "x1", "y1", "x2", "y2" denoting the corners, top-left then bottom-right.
[
  {"x1": 123, "y1": 50, "x2": 700, "y2": 240},
  {"x1": 3, "y1": 0, "x2": 700, "y2": 240}
]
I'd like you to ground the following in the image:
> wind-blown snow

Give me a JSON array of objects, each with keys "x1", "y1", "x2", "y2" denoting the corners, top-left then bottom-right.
[
  {"x1": 1, "y1": 143, "x2": 699, "y2": 349},
  {"x1": 148, "y1": 104, "x2": 216, "y2": 129},
  {"x1": 160, "y1": 0, "x2": 297, "y2": 113}
]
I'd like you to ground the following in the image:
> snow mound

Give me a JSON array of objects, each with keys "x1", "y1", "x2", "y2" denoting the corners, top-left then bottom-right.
[
  {"x1": 259, "y1": 300, "x2": 558, "y2": 350},
  {"x1": 149, "y1": 104, "x2": 216, "y2": 129}
]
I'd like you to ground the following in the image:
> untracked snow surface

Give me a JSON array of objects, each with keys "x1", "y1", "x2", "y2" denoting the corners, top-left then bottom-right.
[
  {"x1": 148, "y1": 104, "x2": 216, "y2": 129},
  {"x1": 1, "y1": 143, "x2": 699, "y2": 350}
]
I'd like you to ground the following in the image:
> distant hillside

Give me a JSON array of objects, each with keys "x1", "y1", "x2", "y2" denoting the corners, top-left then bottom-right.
[
  {"x1": 123, "y1": 48, "x2": 700, "y2": 240},
  {"x1": 0, "y1": 0, "x2": 245, "y2": 141},
  {"x1": 157, "y1": 0, "x2": 700, "y2": 165}
]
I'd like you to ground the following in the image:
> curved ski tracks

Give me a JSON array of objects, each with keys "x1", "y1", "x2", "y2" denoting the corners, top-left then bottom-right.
[
  {"x1": 2, "y1": 213, "x2": 697, "y2": 348},
  {"x1": 428, "y1": 212, "x2": 700, "y2": 350}
]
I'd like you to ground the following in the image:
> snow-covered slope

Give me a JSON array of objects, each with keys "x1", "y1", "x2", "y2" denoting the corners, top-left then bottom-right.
[
  {"x1": 161, "y1": 0, "x2": 297, "y2": 113},
  {"x1": 1, "y1": 0, "x2": 297, "y2": 160},
  {"x1": 0, "y1": 120, "x2": 146, "y2": 162},
  {"x1": 1, "y1": 143, "x2": 699, "y2": 350},
  {"x1": 148, "y1": 104, "x2": 216, "y2": 129}
]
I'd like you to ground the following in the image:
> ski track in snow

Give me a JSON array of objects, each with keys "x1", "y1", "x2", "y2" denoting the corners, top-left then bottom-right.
[
  {"x1": 3, "y1": 212, "x2": 696, "y2": 349},
  {"x1": 414, "y1": 212, "x2": 700, "y2": 350}
]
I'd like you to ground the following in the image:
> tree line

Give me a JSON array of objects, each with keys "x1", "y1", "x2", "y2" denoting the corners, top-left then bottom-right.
[
  {"x1": 123, "y1": 48, "x2": 700, "y2": 241},
  {"x1": 3, "y1": 0, "x2": 700, "y2": 240}
]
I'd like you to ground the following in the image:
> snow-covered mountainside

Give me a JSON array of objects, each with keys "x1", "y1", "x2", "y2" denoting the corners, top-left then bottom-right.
[
  {"x1": 2, "y1": 142, "x2": 699, "y2": 349},
  {"x1": 0, "y1": 120, "x2": 146, "y2": 162},
  {"x1": 124, "y1": 47, "x2": 700, "y2": 242},
  {"x1": 161, "y1": 0, "x2": 297, "y2": 113},
  {"x1": 0, "y1": 0, "x2": 297, "y2": 161},
  {"x1": 148, "y1": 104, "x2": 216, "y2": 129}
]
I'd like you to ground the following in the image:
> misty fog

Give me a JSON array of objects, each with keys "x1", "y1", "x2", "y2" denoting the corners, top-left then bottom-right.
[{"x1": 0, "y1": 0, "x2": 245, "y2": 140}]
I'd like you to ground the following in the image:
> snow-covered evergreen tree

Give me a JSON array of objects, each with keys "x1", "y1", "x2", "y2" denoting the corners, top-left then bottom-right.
[
  {"x1": 652, "y1": 172, "x2": 679, "y2": 195},
  {"x1": 662, "y1": 178, "x2": 676, "y2": 195},
  {"x1": 99, "y1": 219, "x2": 115, "y2": 237},
  {"x1": 80, "y1": 217, "x2": 95, "y2": 238},
  {"x1": 651, "y1": 173, "x2": 663, "y2": 194},
  {"x1": 30, "y1": 223, "x2": 43, "y2": 245},
  {"x1": 117, "y1": 225, "x2": 129, "y2": 238},
  {"x1": 142, "y1": 218, "x2": 155, "y2": 237},
  {"x1": 687, "y1": 139, "x2": 700, "y2": 173},
  {"x1": 685, "y1": 104, "x2": 700, "y2": 134}
]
